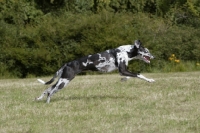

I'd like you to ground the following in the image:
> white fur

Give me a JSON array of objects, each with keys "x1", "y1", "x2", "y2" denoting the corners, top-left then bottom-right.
[
  {"x1": 117, "y1": 52, "x2": 129, "y2": 66},
  {"x1": 137, "y1": 74, "x2": 155, "y2": 82}
]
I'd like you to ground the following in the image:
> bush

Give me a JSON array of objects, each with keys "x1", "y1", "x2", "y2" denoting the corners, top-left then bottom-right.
[{"x1": 0, "y1": 1, "x2": 200, "y2": 78}]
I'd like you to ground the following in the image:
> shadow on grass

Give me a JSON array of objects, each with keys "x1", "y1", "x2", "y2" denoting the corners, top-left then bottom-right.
[{"x1": 45, "y1": 94, "x2": 139, "y2": 103}]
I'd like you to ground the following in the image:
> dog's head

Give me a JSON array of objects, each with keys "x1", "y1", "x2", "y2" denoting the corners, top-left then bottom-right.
[{"x1": 134, "y1": 40, "x2": 154, "y2": 63}]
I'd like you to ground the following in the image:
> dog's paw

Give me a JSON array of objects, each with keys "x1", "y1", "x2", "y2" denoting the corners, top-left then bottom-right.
[{"x1": 147, "y1": 79, "x2": 155, "y2": 83}]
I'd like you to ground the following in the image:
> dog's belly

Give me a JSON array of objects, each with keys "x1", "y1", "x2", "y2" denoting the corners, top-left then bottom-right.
[
  {"x1": 96, "y1": 63, "x2": 117, "y2": 72},
  {"x1": 95, "y1": 58, "x2": 117, "y2": 72}
]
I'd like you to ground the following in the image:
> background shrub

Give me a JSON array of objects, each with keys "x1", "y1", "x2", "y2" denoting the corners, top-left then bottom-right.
[{"x1": 0, "y1": 0, "x2": 200, "y2": 78}]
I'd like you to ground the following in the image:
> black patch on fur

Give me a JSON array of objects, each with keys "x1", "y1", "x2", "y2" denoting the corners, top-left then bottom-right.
[{"x1": 58, "y1": 82, "x2": 65, "y2": 89}]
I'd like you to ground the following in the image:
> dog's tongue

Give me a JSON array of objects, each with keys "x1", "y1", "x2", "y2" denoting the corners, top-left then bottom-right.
[{"x1": 144, "y1": 56, "x2": 150, "y2": 61}]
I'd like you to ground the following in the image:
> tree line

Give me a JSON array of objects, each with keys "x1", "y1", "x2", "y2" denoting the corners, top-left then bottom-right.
[{"x1": 0, "y1": 0, "x2": 200, "y2": 78}]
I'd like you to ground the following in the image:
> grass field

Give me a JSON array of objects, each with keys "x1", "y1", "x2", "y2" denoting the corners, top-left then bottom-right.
[{"x1": 0, "y1": 72, "x2": 200, "y2": 133}]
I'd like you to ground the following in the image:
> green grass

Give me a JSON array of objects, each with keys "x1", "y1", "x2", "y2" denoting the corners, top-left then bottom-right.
[{"x1": 0, "y1": 72, "x2": 200, "y2": 133}]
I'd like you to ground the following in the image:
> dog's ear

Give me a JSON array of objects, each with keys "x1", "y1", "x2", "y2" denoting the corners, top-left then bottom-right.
[{"x1": 134, "y1": 40, "x2": 141, "y2": 48}]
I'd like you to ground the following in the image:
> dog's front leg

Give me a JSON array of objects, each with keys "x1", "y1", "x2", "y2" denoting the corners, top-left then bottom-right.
[
  {"x1": 121, "y1": 73, "x2": 155, "y2": 82},
  {"x1": 137, "y1": 74, "x2": 155, "y2": 82},
  {"x1": 118, "y1": 63, "x2": 155, "y2": 82},
  {"x1": 121, "y1": 74, "x2": 154, "y2": 82}
]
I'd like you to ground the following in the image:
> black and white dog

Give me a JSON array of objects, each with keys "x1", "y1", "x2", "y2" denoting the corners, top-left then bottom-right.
[{"x1": 36, "y1": 40, "x2": 155, "y2": 103}]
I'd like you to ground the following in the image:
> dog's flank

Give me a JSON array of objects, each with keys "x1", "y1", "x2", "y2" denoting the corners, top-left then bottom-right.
[{"x1": 36, "y1": 40, "x2": 155, "y2": 103}]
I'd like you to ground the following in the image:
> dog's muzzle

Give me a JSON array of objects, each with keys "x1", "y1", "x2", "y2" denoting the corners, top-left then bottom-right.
[{"x1": 142, "y1": 54, "x2": 154, "y2": 63}]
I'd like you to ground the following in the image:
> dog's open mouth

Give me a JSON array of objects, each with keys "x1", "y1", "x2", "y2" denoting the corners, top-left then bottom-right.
[{"x1": 144, "y1": 56, "x2": 150, "y2": 63}]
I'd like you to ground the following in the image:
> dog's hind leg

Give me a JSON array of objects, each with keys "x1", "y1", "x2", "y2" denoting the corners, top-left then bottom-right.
[
  {"x1": 36, "y1": 65, "x2": 76, "y2": 103},
  {"x1": 46, "y1": 66, "x2": 75, "y2": 103},
  {"x1": 46, "y1": 78, "x2": 71, "y2": 103},
  {"x1": 36, "y1": 78, "x2": 71, "y2": 103},
  {"x1": 35, "y1": 86, "x2": 53, "y2": 101}
]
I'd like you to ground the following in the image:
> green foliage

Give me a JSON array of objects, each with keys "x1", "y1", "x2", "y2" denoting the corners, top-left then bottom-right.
[
  {"x1": 0, "y1": 0, "x2": 200, "y2": 78},
  {"x1": 0, "y1": 0, "x2": 43, "y2": 26}
]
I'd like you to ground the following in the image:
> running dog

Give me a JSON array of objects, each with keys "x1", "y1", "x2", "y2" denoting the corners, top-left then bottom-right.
[{"x1": 36, "y1": 40, "x2": 155, "y2": 103}]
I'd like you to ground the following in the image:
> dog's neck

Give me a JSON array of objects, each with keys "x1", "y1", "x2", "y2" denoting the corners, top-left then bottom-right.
[{"x1": 116, "y1": 45, "x2": 138, "y2": 60}]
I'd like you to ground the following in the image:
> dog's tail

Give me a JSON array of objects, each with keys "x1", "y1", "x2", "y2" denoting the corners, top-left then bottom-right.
[
  {"x1": 37, "y1": 66, "x2": 64, "y2": 85},
  {"x1": 37, "y1": 76, "x2": 56, "y2": 85}
]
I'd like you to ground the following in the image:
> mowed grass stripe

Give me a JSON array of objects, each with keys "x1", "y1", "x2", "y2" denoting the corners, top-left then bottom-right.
[{"x1": 0, "y1": 72, "x2": 200, "y2": 133}]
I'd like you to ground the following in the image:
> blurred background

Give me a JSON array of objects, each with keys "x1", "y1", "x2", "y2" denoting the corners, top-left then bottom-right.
[{"x1": 0, "y1": 0, "x2": 200, "y2": 78}]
